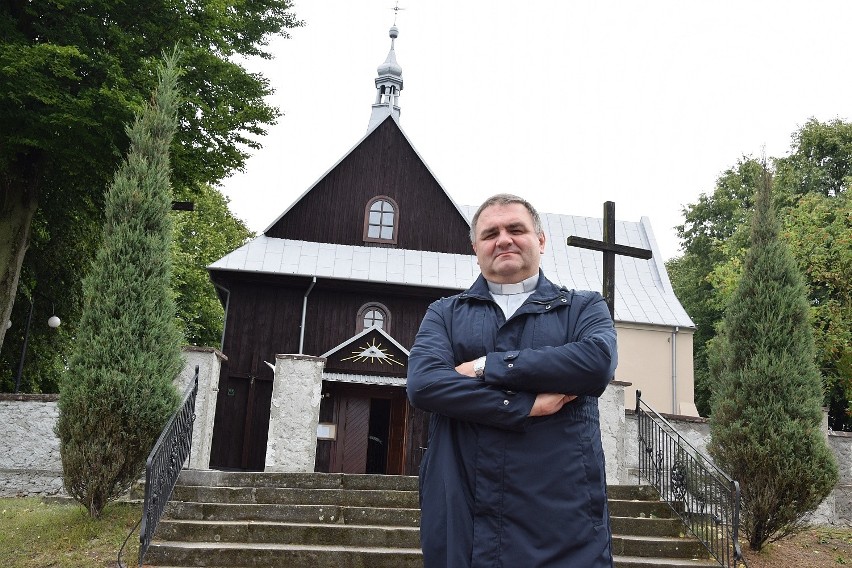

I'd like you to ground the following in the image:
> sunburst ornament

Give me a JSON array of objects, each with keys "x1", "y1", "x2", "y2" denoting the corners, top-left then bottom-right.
[{"x1": 341, "y1": 337, "x2": 404, "y2": 366}]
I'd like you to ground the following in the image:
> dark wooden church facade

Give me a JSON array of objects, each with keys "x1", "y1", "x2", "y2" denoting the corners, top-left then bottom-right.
[{"x1": 208, "y1": 116, "x2": 473, "y2": 475}]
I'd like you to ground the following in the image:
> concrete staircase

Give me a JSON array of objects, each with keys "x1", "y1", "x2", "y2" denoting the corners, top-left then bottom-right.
[{"x1": 142, "y1": 471, "x2": 720, "y2": 568}]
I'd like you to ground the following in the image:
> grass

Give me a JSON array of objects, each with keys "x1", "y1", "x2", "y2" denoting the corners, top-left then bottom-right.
[
  {"x1": 0, "y1": 498, "x2": 142, "y2": 568},
  {"x1": 739, "y1": 527, "x2": 852, "y2": 567}
]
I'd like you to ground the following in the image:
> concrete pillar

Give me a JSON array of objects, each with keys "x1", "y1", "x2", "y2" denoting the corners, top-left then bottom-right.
[
  {"x1": 177, "y1": 346, "x2": 227, "y2": 470},
  {"x1": 599, "y1": 380, "x2": 630, "y2": 485},
  {"x1": 265, "y1": 354, "x2": 326, "y2": 473}
]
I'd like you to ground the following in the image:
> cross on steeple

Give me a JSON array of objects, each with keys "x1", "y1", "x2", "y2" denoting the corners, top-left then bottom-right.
[
  {"x1": 391, "y1": 1, "x2": 405, "y2": 25},
  {"x1": 566, "y1": 201, "x2": 652, "y2": 319}
]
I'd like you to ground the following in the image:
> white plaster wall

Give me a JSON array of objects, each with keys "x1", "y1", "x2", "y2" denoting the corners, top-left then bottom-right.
[
  {"x1": 617, "y1": 324, "x2": 698, "y2": 417},
  {"x1": 599, "y1": 381, "x2": 628, "y2": 485},
  {"x1": 265, "y1": 354, "x2": 325, "y2": 473},
  {"x1": 176, "y1": 347, "x2": 226, "y2": 470}
]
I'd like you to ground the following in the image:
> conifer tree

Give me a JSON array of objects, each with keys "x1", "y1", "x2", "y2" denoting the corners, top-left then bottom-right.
[
  {"x1": 708, "y1": 167, "x2": 838, "y2": 550},
  {"x1": 56, "y1": 52, "x2": 184, "y2": 518}
]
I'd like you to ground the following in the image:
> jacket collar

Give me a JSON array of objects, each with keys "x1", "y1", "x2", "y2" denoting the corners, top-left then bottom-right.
[{"x1": 460, "y1": 269, "x2": 567, "y2": 304}]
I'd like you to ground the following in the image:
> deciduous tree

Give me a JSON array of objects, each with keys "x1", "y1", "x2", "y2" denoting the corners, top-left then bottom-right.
[
  {"x1": 0, "y1": 0, "x2": 301, "y2": 351},
  {"x1": 669, "y1": 120, "x2": 851, "y2": 427},
  {"x1": 172, "y1": 184, "x2": 253, "y2": 347}
]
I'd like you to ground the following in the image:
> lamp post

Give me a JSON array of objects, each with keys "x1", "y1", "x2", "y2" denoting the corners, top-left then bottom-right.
[{"x1": 13, "y1": 297, "x2": 60, "y2": 393}]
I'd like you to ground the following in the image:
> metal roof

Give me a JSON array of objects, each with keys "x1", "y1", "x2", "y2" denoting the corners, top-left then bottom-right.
[{"x1": 209, "y1": 207, "x2": 694, "y2": 328}]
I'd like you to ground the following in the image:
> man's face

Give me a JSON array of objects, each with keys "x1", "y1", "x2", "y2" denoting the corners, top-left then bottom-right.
[{"x1": 472, "y1": 203, "x2": 546, "y2": 284}]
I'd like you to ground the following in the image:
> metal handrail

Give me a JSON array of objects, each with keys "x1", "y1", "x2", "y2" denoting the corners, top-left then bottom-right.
[
  {"x1": 138, "y1": 366, "x2": 199, "y2": 565},
  {"x1": 635, "y1": 390, "x2": 744, "y2": 567}
]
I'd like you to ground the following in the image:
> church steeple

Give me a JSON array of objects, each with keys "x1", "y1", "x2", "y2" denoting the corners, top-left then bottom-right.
[{"x1": 367, "y1": 25, "x2": 403, "y2": 131}]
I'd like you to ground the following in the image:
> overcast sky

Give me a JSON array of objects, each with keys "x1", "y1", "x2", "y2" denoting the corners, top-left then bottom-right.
[{"x1": 218, "y1": 1, "x2": 852, "y2": 261}]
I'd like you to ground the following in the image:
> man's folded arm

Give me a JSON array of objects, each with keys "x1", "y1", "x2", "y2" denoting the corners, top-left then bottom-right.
[{"x1": 407, "y1": 304, "x2": 535, "y2": 431}]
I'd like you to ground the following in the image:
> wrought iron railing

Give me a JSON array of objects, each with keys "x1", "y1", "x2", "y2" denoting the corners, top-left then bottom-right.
[
  {"x1": 635, "y1": 390, "x2": 744, "y2": 567},
  {"x1": 138, "y1": 366, "x2": 199, "y2": 565}
]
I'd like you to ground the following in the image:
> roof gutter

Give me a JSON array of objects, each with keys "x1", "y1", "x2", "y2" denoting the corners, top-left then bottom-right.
[{"x1": 299, "y1": 277, "x2": 317, "y2": 354}]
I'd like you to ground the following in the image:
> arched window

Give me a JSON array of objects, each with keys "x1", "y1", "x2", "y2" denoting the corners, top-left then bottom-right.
[
  {"x1": 363, "y1": 196, "x2": 399, "y2": 244},
  {"x1": 358, "y1": 302, "x2": 391, "y2": 332}
]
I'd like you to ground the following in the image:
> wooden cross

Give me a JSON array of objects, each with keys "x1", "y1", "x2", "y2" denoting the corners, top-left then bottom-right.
[{"x1": 566, "y1": 201, "x2": 653, "y2": 319}]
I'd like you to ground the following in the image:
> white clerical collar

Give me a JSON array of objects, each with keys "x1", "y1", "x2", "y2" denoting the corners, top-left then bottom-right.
[{"x1": 486, "y1": 274, "x2": 539, "y2": 296}]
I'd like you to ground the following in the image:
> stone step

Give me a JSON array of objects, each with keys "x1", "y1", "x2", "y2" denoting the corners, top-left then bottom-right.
[
  {"x1": 152, "y1": 520, "x2": 709, "y2": 560},
  {"x1": 178, "y1": 470, "x2": 419, "y2": 491},
  {"x1": 170, "y1": 485, "x2": 419, "y2": 508},
  {"x1": 155, "y1": 519, "x2": 421, "y2": 548},
  {"x1": 166, "y1": 501, "x2": 421, "y2": 526},
  {"x1": 607, "y1": 484, "x2": 661, "y2": 501},
  {"x1": 608, "y1": 497, "x2": 679, "y2": 518},
  {"x1": 144, "y1": 474, "x2": 720, "y2": 568},
  {"x1": 143, "y1": 541, "x2": 423, "y2": 568},
  {"x1": 611, "y1": 515, "x2": 687, "y2": 537},
  {"x1": 613, "y1": 555, "x2": 720, "y2": 568},
  {"x1": 612, "y1": 534, "x2": 710, "y2": 560}
]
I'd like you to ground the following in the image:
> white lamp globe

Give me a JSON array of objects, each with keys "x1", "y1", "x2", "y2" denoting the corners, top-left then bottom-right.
[{"x1": 48, "y1": 315, "x2": 61, "y2": 328}]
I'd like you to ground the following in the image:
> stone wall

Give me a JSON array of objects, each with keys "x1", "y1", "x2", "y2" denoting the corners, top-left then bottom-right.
[
  {"x1": 0, "y1": 346, "x2": 225, "y2": 497},
  {"x1": 3, "y1": 371, "x2": 852, "y2": 527},
  {"x1": 826, "y1": 431, "x2": 852, "y2": 525},
  {"x1": 0, "y1": 394, "x2": 63, "y2": 497}
]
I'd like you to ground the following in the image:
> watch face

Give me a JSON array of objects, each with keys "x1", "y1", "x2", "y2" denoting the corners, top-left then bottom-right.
[{"x1": 474, "y1": 358, "x2": 485, "y2": 376}]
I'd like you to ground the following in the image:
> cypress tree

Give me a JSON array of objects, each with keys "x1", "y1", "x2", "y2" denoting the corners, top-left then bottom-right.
[
  {"x1": 708, "y1": 167, "x2": 838, "y2": 550},
  {"x1": 56, "y1": 52, "x2": 184, "y2": 518}
]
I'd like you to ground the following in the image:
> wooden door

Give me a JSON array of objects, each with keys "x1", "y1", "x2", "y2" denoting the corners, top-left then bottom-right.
[
  {"x1": 385, "y1": 394, "x2": 408, "y2": 475},
  {"x1": 327, "y1": 385, "x2": 410, "y2": 475},
  {"x1": 209, "y1": 370, "x2": 274, "y2": 471},
  {"x1": 336, "y1": 396, "x2": 371, "y2": 473}
]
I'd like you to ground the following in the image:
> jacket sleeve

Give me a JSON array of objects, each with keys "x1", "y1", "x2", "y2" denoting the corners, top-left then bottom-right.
[
  {"x1": 482, "y1": 291, "x2": 617, "y2": 397},
  {"x1": 407, "y1": 300, "x2": 536, "y2": 432}
]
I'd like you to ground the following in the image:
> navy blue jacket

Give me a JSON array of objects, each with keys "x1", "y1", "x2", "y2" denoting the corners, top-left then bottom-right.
[{"x1": 408, "y1": 270, "x2": 617, "y2": 568}]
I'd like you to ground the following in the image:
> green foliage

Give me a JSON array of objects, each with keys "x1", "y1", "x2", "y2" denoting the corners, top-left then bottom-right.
[
  {"x1": 708, "y1": 170, "x2": 838, "y2": 551},
  {"x1": 172, "y1": 184, "x2": 253, "y2": 346},
  {"x1": 667, "y1": 158, "x2": 763, "y2": 415},
  {"x1": 775, "y1": 119, "x2": 852, "y2": 199},
  {"x1": 55, "y1": 54, "x2": 184, "y2": 518},
  {"x1": 669, "y1": 121, "x2": 852, "y2": 427},
  {"x1": 0, "y1": 0, "x2": 302, "y2": 355},
  {"x1": 782, "y1": 190, "x2": 852, "y2": 425},
  {"x1": 0, "y1": 191, "x2": 101, "y2": 393}
]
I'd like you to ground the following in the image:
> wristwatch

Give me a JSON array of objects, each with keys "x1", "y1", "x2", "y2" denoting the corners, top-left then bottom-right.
[{"x1": 473, "y1": 356, "x2": 486, "y2": 378}]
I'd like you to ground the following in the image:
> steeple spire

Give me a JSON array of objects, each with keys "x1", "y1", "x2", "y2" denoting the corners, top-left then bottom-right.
[{"x1": 367, "y1": 25, "x2": 404, "y2": 131}]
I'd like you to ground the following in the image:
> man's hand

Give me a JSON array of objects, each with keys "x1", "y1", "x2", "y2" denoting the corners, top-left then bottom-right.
[
  {"x1": 457, "y1": 360, "x2": 576, "y2": 416},
  {"x1": 529, "y1": 393, "x2": 577, "y2": 417},
  {"x1": 455, "y1": 360, "x2": 477, "y2": 377}
]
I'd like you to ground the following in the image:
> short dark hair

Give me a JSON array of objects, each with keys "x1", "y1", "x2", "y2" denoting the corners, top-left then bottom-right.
[{"x1": 470, "y1": 193, "x2": 543, "y2": 243}]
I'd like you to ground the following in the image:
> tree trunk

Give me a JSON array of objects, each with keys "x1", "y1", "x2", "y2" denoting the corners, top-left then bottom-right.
[{"x1": 0, "y1": 178, "x2": 39, "y2": 352}]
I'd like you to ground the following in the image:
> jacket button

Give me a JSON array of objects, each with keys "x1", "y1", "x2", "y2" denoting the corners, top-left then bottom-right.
[
  {"x1": 561, "y1": 298, "x2": 568, "y2": 303},
  {"x1": 503, "y1": 400, "x2": 509, "y2": 405},
  {"x1": 507, "y1": 363, "x2": 513, "y2": 368},
  {"x1": 545, "y1": 305, "x2": 551, "y2": 310}
]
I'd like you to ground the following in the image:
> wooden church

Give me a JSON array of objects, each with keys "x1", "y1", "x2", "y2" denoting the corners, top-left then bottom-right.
[{"x1": 207, "y1": 25, "x2": 696, "y2": 475}]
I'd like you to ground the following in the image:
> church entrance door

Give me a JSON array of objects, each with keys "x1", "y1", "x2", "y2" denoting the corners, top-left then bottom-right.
[{"x1": 318, "y1": 383, "x2": 407, "y2": 475}]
